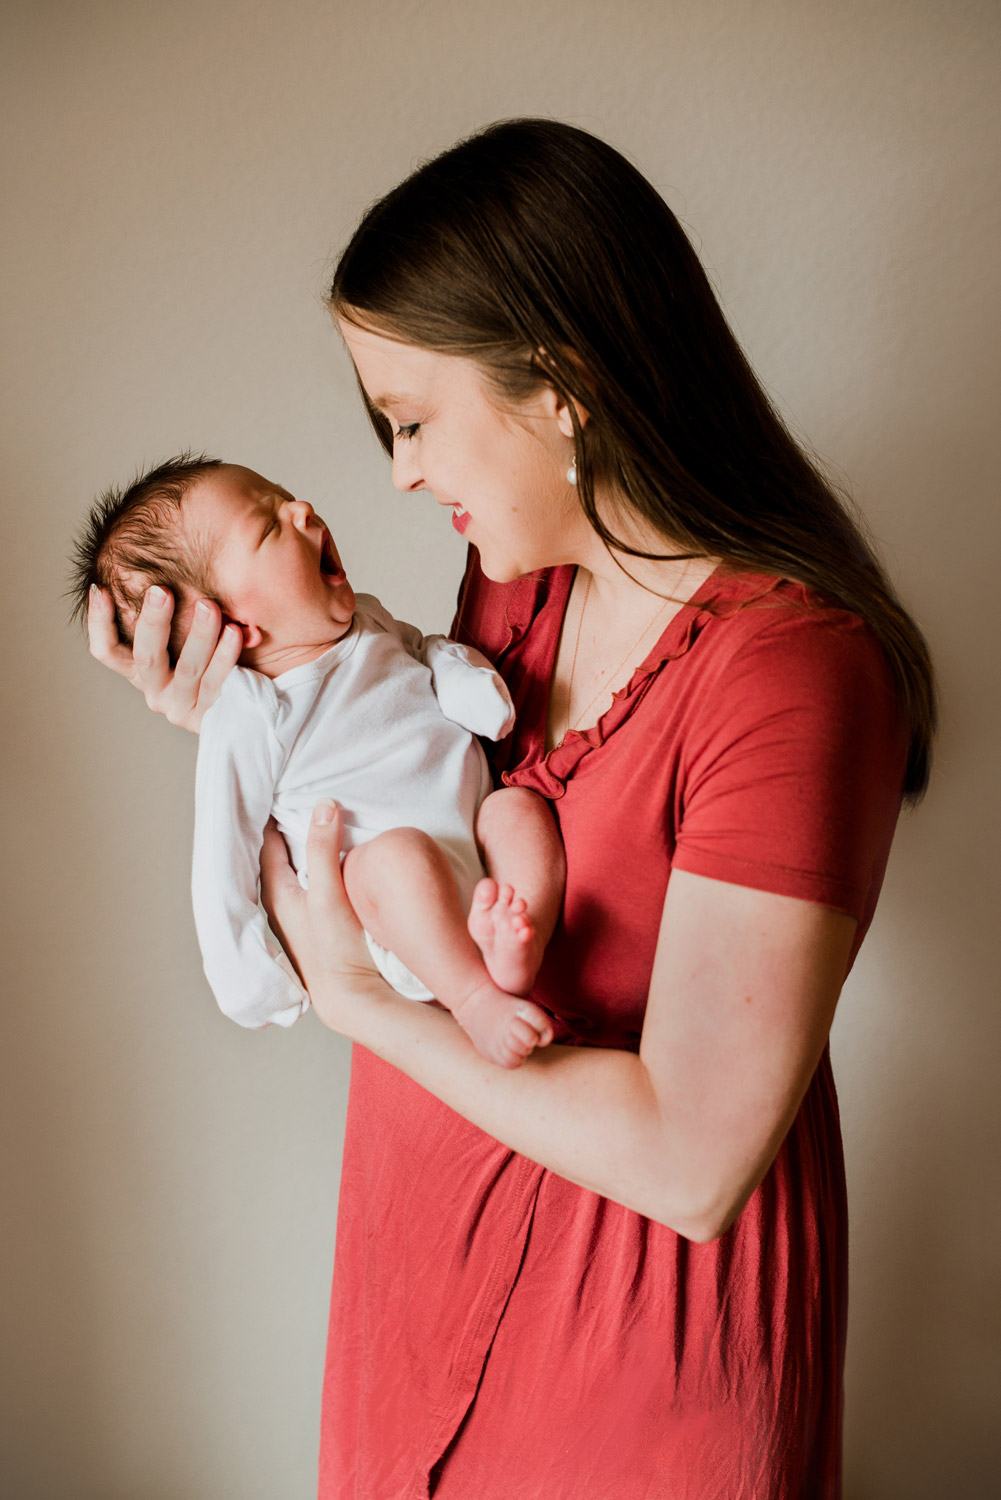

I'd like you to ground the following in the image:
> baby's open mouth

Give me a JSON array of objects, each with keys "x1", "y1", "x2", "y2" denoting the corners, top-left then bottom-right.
[{"x1": 319, "y1": 529, "x2": 344, "y2": 581}]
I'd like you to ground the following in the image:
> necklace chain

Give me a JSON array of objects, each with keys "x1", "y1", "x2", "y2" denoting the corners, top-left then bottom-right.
[
  {"x1": 561, "y1": 571, "x2": 592, "y2": 741},
  {"x1": 561, "y1": 572, "x2": 673, "y2": 742}
]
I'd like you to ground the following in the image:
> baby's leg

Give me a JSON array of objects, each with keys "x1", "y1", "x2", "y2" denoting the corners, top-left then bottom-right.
[
  {"x1": 343, "y1": 828, "x2": 553, "y2": 1069},
  {"x1": 469, "y1": 787, "x2": 566, "y2": 996}
]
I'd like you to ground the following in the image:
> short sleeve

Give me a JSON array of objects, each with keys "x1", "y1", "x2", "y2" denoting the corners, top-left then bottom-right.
[{"x1": 672, "y1": 606, "x2": 907, "y2": 922}]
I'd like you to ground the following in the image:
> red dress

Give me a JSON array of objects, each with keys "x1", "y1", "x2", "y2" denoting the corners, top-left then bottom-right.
[{"x1": 318, "y1": 559, "x2": 907, "y2": 1500}]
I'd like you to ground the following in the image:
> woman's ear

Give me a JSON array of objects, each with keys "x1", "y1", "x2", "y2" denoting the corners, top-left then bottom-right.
[
  {"x1": 535, "y1": 346, "x2": 591, "y2": 435},
  {"x1": 554, "y1": 396, "x2": 587, "y2": 438}
]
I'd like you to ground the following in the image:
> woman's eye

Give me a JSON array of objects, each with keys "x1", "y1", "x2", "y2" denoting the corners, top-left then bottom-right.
[{"x1": 395, "y1": 422, "x2": 421, "y2": 442}]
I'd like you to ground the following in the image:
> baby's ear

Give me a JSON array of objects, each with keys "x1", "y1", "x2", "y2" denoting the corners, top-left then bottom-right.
[{"x1": 226, "y1": 616, "x2": 263, "y2": 649}]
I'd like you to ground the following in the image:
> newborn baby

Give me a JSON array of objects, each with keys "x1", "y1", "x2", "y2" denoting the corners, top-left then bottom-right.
[{"x1": 73, "y1": 455, "x2": 564, "y2": 1067}]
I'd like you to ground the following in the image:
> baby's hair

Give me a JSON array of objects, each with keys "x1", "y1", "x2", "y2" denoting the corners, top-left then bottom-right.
[{"x1": 69, "y1": 452, "x2": 223, "y2": 662}]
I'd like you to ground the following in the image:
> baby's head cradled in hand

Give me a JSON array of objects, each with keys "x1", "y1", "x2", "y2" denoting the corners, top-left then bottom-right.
[{"x1": 71, "y1": 455, "x2": 357, "y2": 678}]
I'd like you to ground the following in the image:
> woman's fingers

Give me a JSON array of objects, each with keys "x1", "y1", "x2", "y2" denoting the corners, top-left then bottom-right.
[
  {"x1": 305, "y1": 803, "x2": 375, "y2": 971},
  {"x1": 87, "y1": 583, "x2": 238, "y2": 733},
  {"x1": 301, "y1": 804, "x2": 381, "y2": 1019},
  {"x1": 263, "y1": 807, "x2": 383, "y2": 1033},
  {"x1": 135, "y1": 592, "x2": 237, "y2": 730},
  {"x1": 130, "y1": 585, "x2": 176, "y2": 700},
  {"x1": 260, "y1": 819, "x2": 302, "y2": 908},
  {"x1": 198, "y1": 620, "x2": 244, "y2": 705},
  {"x1": 166, "y1": 598, "x2": 229, "y2": 724},
  {"x1": 304, "y1": 801, "x2": 349, "y2": 907},
  {"x1": 260, "y1": 820, "x2": 306, "y2": 977},
  {"x1": 87, "y1": 585, "x2": 138, "y2": 681},
  {"x1": 261, "y1": 806, "x2": 368, "y2": 996}
]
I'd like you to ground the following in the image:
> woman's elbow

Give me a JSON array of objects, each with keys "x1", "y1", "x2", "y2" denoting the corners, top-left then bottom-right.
[
  {"x1": 654, "y1": 1176, "x2": 757, "y2": 1245},
  {"x1": 629, "y1": 1099, "x2": 772, "y2": 1241},
  {"x1": 676, "y1": 1205, "x2": 741, "y2": 1245}
]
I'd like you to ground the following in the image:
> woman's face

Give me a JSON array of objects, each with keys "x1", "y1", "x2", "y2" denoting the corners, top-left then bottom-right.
[{"x1": 338, "y1": 318, "x2": 585, "y2": 582}]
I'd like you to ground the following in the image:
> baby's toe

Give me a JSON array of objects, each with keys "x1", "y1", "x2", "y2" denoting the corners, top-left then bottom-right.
[
  {"x1": 471, "y1": 877, "x2": 498, "y2": 911},
  {"x1": 507, "y1": 1018, "x2": 540, "y2": 1056},
  {"x1": 516, "y1": 1004, "x2": 553, "y2": 1045}
]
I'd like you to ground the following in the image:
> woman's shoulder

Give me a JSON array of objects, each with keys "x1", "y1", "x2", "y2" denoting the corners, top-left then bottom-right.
[
  {"x1": 675, "y1": 571, "x2": 907, "y2": 802},
  {"x1": 669, "y1": 573, "x2": 908, "y2": 923},
  {"x1": 695, "y1": 571, "x2": 895, "y2": 695}
]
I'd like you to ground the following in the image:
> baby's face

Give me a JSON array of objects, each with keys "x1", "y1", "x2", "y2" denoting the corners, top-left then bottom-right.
[{"x1": 188, "y1": 465, "x2": 356, "y2": 674}]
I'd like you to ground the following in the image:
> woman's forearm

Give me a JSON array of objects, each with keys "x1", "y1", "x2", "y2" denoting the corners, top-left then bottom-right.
[
  {"x1": 328, "y1": 978, "x2": 720, "y2": 1240},
  {"x1": 319, "y1": 877, "x2": 855, "y2": 1243},
  {"x1": 270, "y1": 813, "x2": 852, "y2": 1245}
]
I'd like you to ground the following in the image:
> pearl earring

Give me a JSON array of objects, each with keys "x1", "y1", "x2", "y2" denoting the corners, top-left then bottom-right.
[{"x1": 566, "y1": 460, "x2": 577, "y2": 486}]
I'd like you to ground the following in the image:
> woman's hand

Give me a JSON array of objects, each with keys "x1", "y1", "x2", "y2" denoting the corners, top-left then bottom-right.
[
  {"x1": 259, "y1": 802, "x2": 386, "y2": 1034},
  {"x1": 87, "y1": 583, "x2": 243, "y2": 733}
]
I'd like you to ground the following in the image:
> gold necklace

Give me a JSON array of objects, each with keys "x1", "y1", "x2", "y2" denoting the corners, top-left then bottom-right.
[{"x1": 562, "y1": 573, "x2": 673, "y2": 742}]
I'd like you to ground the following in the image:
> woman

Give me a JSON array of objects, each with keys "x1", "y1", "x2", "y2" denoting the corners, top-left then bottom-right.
[{"x1": 90, "y1": 120, "x2": 935, "y2": 1497}]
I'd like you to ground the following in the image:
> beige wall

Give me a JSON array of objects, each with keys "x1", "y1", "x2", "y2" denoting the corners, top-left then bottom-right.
[{"x1": 2, "y1": 1, "x2": 998, "y2": 1494}]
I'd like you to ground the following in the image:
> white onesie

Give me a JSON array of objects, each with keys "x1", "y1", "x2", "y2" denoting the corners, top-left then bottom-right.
[{"x1": 192, "y1": 594, "x2": 515, "y2": 1028}]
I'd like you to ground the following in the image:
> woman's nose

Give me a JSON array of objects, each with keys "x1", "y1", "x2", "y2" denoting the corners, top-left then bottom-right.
[{"x1": 391, "y1": 441, "x2": 425, "y2": 493}]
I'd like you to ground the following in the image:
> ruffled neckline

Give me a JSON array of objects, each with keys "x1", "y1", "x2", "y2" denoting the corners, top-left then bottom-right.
[{"x1": 502, "y1": 565, "x2": 784, "y2": 798}]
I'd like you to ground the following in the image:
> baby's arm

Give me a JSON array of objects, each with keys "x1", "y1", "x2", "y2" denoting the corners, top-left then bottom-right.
[
  {"x1": 192, "y1": 675, "x2": 308, "y2": 1028},
  {"x1": 358, "y1": 594, "x2": 515, "y2": 740}
]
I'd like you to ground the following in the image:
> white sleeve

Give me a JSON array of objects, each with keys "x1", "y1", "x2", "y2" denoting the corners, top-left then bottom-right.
[
  {"x1": 421, "y1": 636, "x2": 516, "y2": 740},
  {"x1": 355, "y1": 594, "x2": 515, "y2": 741},
  {"x1": 191, "y1": 675, "x2": 308, "y2": 1029}
]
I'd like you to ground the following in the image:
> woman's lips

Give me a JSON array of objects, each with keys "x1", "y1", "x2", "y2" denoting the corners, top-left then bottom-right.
[{"x1": 451, "y1": 507, "x2": 471, "y2": 535}]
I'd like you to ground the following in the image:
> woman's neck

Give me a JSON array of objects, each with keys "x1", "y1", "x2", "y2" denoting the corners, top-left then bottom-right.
[
  {"x1": 568, "y1": 499, "x2": 719, "y2": 618},
  {"x1": 543, "y1": 517, "x2": 720, "y2": 753}
]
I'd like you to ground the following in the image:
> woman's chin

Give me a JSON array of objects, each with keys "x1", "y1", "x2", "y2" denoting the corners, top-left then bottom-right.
[{"x1": 472, "y1": 547, "x2": 526, "y2": 585}]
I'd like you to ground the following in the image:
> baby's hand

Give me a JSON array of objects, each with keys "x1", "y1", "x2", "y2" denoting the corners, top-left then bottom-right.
[
  {"x1": 427, "y1": 638, "x2": 516, "y2": 740},
  {"x1": 88, "y1": 584, "x2": 242, "y2": 733}
]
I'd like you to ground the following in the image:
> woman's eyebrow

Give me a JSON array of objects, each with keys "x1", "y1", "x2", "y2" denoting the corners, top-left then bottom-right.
[{"x1": 369, "y1": 391, "x2": 412, "y2": 413}]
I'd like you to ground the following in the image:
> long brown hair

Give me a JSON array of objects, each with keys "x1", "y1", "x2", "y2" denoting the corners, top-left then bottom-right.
[{"x1": 330, "y1": 118, "x2": 935, "y2": 799}]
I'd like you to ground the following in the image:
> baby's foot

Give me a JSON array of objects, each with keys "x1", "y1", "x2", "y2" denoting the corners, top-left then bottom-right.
[
  {"x1": 452, "y1": 981, "x2": 553, "y2": 1070},
  {"x1": 467, "y1": 878, "x2": 546, "y2": 996}
]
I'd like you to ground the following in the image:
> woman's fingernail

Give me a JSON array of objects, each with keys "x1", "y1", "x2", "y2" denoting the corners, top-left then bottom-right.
[
  {"x1": 195, "y1": 600, "x2": 213, "y2": 619},
  {"x1": 313, "y1": 800, "x2": 337, "y2": 825},
  {"x1": 147, "y1": 586, "x2": 168, "y2": 609}
]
